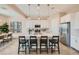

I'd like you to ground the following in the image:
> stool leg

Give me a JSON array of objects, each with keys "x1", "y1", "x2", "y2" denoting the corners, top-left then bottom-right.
[
  {"x1": 51, "y1": 46, "x2": 53, "y2": 54},
  {"x1": 29, "y1": 45, "x2": 30, "y2": 54},
  {"x1": 25, "y1": 44, "x2": 27, "y2": 54},
  {"x1": 53, "y1": 44, "x2": 55, "y2": 53},
  {"x1": 58, "y1": 43, "x2": 60, "y2": 54},
  {"x1": 51, "y1": 44, "x2": 53, "y2": 54},
  {"x1": 18, "y1": 43, "x2": 20, "y2": 54},
  {"x1": 46, "y1": 44, "x2": 48, "y2": 54},
  {"x1": 36, "y1": 43, "x2": 38, "y2": 54},
  {"x1": 51, "y1": 47, "x2": 52, "y2": 54},
  {"x1": 40, "y1": 44, "x2": 41, "y2": 54}
]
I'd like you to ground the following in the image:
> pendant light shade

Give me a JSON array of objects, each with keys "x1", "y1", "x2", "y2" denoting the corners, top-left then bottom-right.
[
  {"x1": 47, "y1": 4, "x2": 50, "y2": 18},
  {"x1": 37, "y1": 4, "x2": 40, "y2": 20},
  {"x1": 28, "y1": 4, "x2": 31, "y2": 20}
]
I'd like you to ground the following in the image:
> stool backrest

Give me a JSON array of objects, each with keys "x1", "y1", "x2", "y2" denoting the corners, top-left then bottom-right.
[
  {"x1": 40, "y1": 36, "x2": 48, "y2": 44},
  {"x1": 30, "y1": 36, "x2": 37, "y2": 44},
  {"x1": 52, "y1": 36, "x2": 59, "y2": 43},
  {"x1": 19, "y1": 36, "x2": 26, "y2": 43}
]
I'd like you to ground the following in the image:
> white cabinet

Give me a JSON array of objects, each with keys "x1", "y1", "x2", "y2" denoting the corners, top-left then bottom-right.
[
  {"x1": 61, "y1": 12, "x2": 79, "y2": 51},
  {"x1": 71, "y1": 36, "x2": 79, "y2": 50},
  {"x1": 71, "y1": 12, "x2": 79, "y2": 50}
]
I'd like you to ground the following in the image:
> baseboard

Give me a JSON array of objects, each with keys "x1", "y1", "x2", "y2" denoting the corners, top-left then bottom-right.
[{"x1": 71, "y1": 47, "x2": 79, "y2": 52}]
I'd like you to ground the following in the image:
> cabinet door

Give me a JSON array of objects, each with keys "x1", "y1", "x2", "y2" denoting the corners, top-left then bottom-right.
[{"x1": 71, "y1": 36, "x2": 79, "y2": 50}]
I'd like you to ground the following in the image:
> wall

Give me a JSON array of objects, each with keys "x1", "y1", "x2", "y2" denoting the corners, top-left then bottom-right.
[
  {"x1": 0, "y1": 16, "x2": 8, "y2": 26},
  {"x1": 49, "y1": 15, "x2": 60, "y2": 35},
  {"x1": 0, "y1": 13, "x2": 61, "y2": 41},
  {"x1": 9, "y1": 17, "x2": 52, "y2": 38},
  {"x1": 8, "y1": 14, "x2": 60, "y2": 38},
  {"x1": 8, "y1": 17, "x2": 27, "y2": 38}
]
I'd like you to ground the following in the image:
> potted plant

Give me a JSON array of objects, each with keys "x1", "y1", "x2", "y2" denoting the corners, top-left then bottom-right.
[{"x1": 1, "y1": 23, "x2": 9, "y2": 33}]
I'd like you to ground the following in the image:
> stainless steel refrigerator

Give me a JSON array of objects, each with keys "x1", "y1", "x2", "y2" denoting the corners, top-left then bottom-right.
[{"x1": 60, "y1": 22, "x2": 71, "y2": 47}]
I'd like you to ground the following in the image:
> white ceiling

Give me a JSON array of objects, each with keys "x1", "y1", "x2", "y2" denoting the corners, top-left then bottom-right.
[
  {"x1": 0, "y1": 4, "x2": 79, "y2": 19},
  {"x1": 0, "y1": 4, "x2": 23, "y2": 18},
  {"x1": 16, "y1": 4, "x2": 79, "y2": 16}
]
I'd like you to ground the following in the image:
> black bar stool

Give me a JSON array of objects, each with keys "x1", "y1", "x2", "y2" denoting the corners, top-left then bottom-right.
[
  {"x1": 40, "y1": 36, "x2": 48, "y2": 54},
  {"x1": 18, "y1": 36, "x2": 27, "y2": 54},
  {"x1": 49, "y1": 36, "x2": 60, "y2": 54},
  {"x1": 29, "y1": 36, "x2": 38, "y2": 54}
]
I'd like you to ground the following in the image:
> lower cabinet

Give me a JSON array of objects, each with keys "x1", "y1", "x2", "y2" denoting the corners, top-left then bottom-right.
[{"x1": 71, "y1": 36, "x2": 79, "y2": 51}]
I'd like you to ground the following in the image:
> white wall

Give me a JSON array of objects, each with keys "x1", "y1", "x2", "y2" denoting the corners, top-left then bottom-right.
[
  {"x1": 9, "y1": 17, "x2": 51, "y2": 38},
  {"x1": 8, "y1": 14, "x2": 60, "y2": 38},
  {"x1": 49, "y1": 15, "x2": 60, "y2": 35},
  {"x1": 0, "y1": 16, "x2": 9, "y2": 26},
  {"x1": 26, "y1": 20, "x2": 50, "y2": 29}
]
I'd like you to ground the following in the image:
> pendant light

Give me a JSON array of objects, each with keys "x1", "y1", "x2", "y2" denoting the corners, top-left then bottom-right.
[
  {"x1": 37, "y1": 4, "x2": 40, "y2": 20},
  {"x1": 28, "y1": 4, "x2": 31, "y2": 20},
  {"x1": 47, "y1": 4, "x2": 50, "y2": 19}
]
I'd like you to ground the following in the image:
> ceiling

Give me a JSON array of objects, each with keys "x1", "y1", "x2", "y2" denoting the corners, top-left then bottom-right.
[{"x1": 0, "y1": 4, "x2": 79, "y2": 19}]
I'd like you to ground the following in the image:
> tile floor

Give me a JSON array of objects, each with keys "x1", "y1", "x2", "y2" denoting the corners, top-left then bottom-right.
[{"x1": 0, "y1": 39, "x2": 79, "y2": 55}]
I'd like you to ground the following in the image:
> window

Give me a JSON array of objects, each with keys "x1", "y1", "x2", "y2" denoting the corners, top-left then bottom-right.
[{"x1": 10, "y1": 21, "x2": 22, "y2": 33}]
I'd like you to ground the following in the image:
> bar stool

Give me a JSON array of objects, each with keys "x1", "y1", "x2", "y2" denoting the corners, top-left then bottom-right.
[
  {"x1": 18, "y1": 36, "x2": 27, "y2": 54},
  {"x1": 29, "y1": 36, "x2": 38, "y2": 54},
  {"x1": 49, "y1": 36, "x2": 60, "y2": 54},
  {"x1": 40, "y1": 36, "x2": 48, "y2": 54}
]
